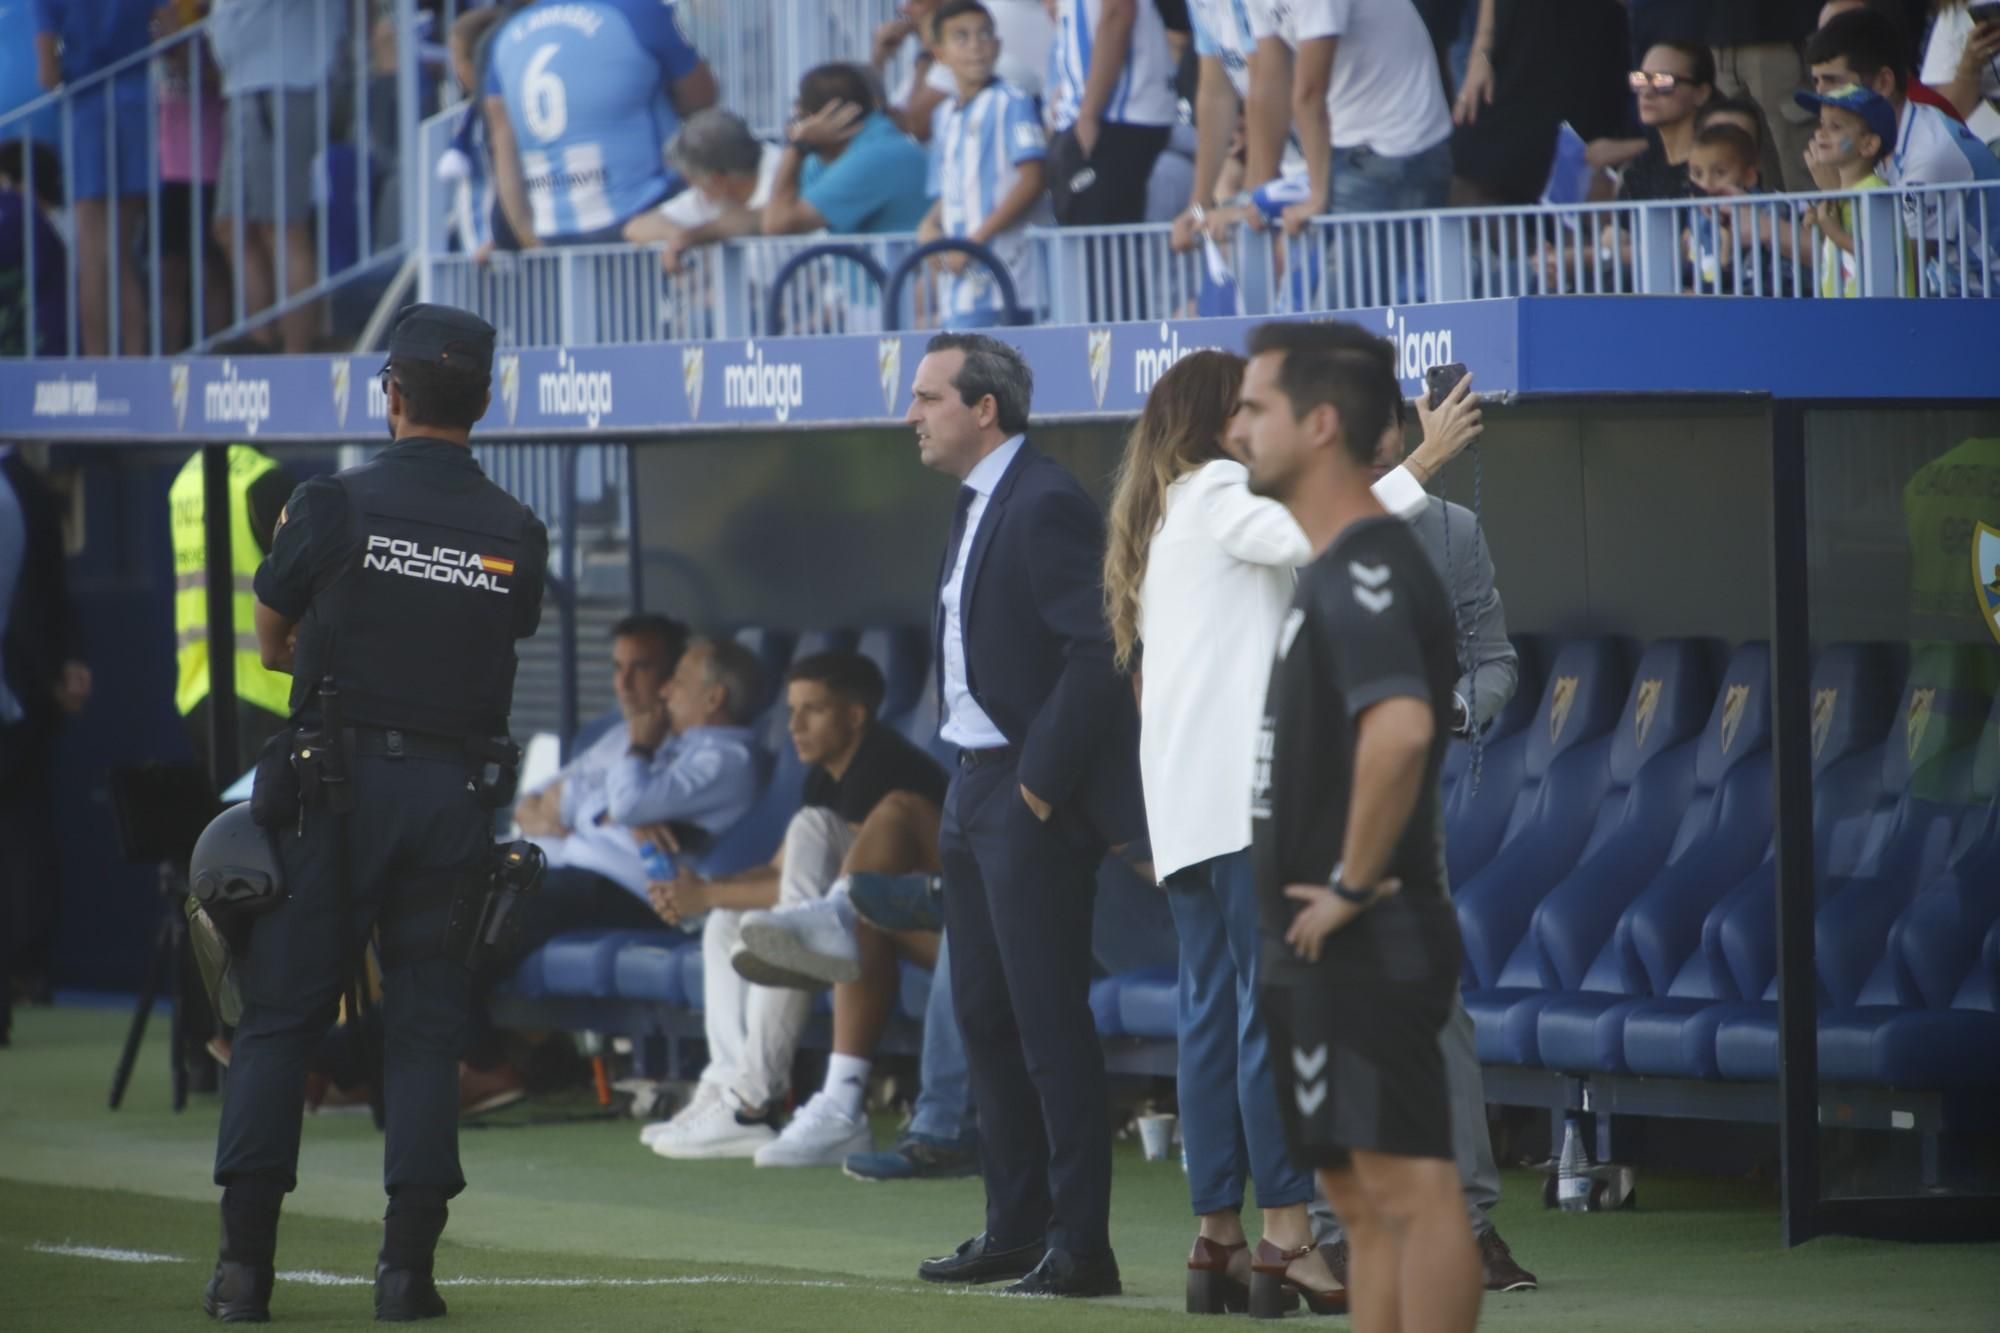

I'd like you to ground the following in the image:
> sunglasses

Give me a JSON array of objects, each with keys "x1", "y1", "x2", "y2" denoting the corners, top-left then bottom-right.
[{"x1": 1628, "y1": 70, "x2": 1691, "y2": 94}]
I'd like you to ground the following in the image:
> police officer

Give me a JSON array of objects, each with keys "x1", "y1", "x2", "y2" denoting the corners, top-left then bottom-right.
[{"x1": 204, "y1": 304, "x2": 548, "y2": 1324}]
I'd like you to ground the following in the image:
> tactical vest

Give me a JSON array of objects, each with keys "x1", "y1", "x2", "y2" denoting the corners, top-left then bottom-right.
[
  {"x1": 170, "y1": 446, "x2": 294, "y2": 718},
  {"x1": 290, "y1": 444, "x2": 534, "y2": 738}
]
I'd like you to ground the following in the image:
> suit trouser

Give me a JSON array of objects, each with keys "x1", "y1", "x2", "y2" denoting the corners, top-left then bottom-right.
[
  {"x1": 214, "y1": 750, "x2": 489, "y2": 1197},
  {"x1": 940, "y1": 750, "x2": 1111, "y2": 1257},
  {"x1": 1309, "y1": 995, "x2": 1501, "y2": 1243},
  {"x1": 699, "y1": 807, "x2": 853, "y2": 1108}
]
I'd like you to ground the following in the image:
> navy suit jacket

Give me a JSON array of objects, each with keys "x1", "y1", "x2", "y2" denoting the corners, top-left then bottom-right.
[{"x1": 933, "y1": 440, "x2": 1143, "y2": 846}]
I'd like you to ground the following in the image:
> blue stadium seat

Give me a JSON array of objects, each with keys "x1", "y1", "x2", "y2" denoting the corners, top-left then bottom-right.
[
  {"x1": 1536, "y1": 641, "x2": 1774, "y2": 1073},
  {"x1": 733, "y1": 626, "x2": 798, "y2": 716},
  {"x1": 1463, "y1": 639, "x2": 1718, "y2": 1065},
  {"x1": 1452, "y1": 637, "x2": 1632, "y2": 1003},
  {"x1": 1621, "y1": 643, "x2": 1907, "y2": 1078},
  {"x1": 697, "y1": 744, "x2": 807, "y2": 880},
  {"x1": 1442, "y1": 634, "x2": 1545, "y2": 884},
  {"x1": 679, "y1": 937, "x2": 707, "y2": 1011},
  {"x1": 537, "y1": 928, "x2": 680, "y2": 998},
  {"x1": 612, "y1": 938, "x2": 698, "y2": 1005},
  {"x1": 855, "y1": 626, "x2": 931, "y2": 720},
  {"x1": 1090, "y1": 975, "x2": 1130, "y2": 1037},
  {"x1": 1712, "y1": 644, "x2": 1995, "y2": 1081},
  {"x1": 1115, "y1": 966, "x2": 1179, "y2": 1039}
]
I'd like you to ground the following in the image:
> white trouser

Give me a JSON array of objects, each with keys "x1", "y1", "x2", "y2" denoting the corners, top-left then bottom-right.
[{"x1": 699, "y1": 807, "x2": 854, "y2": 1108}]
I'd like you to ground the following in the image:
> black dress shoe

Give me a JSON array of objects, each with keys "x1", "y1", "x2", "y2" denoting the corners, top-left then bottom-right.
[
  {"x1": 917, "y1": 1233, "x2": 1044, "y2": 1285},
  {"x1": 202, "y1": 1261, "x2": 273, "y2": 1323},
  {"x1": 375, "y1": 1263, "x2": 449, "y2": 1321},
  {"x1": 1003, "y1": 1247, "x2": 1122, "y2": 1298}
]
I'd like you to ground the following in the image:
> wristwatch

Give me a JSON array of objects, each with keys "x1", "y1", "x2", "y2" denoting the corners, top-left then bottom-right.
[{"x1": 1328, "y1": 862, "x2": 1374, "y2": 905}]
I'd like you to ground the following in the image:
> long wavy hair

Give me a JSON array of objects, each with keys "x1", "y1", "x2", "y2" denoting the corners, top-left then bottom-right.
[{"x1": 1102, "y1": 349, "x2": 1247, "y2": 673}]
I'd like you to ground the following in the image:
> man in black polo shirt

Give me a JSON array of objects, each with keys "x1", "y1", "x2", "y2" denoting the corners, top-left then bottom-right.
[
  {"x1": 1239, "y1": 319, "x2": 1481, "y2": 1333},
  {"x1": 641, "y1": 650, "x2": 950, "y2": 1166}
]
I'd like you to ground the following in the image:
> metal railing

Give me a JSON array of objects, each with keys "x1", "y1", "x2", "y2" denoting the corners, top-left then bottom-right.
[
  {"x1": 420, "y1": 179, "x2": 1996, "y2": 347},
  {"x1": 0, "y1": 0, "x2": 436, "y2": 360}
]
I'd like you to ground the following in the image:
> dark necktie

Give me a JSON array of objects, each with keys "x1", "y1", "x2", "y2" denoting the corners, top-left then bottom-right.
[
  {"x1": 946, "y1": 485, "x2": 977, "y2": 576},
  {"x1": 937, "y1": 486, "x2": 979, "y2": 699}
]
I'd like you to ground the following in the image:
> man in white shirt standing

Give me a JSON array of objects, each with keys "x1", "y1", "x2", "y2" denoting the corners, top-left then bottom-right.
[
  {"x1": 1244, "y1": 0, "x2": 1456, "y2": 234},
  {"x1": 1046, "y1": 0, "x2": 1180, "y2": 225}
]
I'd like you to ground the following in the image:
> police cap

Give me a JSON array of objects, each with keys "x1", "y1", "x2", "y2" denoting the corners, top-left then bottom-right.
[{"x1": 384, "y1": 303, "x2": 496, "y2": 379}]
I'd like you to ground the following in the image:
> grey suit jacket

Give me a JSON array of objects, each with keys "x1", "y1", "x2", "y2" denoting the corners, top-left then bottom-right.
[{"x1": 1406, "y1": 495, "x2": 1517, "y2": 734}]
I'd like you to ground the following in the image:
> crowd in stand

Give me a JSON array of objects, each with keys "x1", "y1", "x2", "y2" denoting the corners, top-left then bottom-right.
[
  {"x1": 0, "y1": 0, "x2": 1995, "y2": 357},
  {"x1": 441, "y1": 0, "x2": 2000, "y2": 319}
]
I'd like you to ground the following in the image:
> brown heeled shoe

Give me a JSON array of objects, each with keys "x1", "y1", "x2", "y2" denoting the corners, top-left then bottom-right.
[
  {"x1": 1249, "y1": 1239, "x2": 1349, "y2": 1318},
  {"x1": 1185, "y1": 1235, "x2": 1252, "y2": 1315}
]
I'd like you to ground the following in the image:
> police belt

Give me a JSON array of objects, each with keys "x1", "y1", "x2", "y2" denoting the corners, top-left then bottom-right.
[{"x1": 348, "y1": 725, "x2": 472, "y2": 762}]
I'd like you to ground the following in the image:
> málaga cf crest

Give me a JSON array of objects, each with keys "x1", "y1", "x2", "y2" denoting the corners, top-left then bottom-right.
[{"x1": 1976, "y1": 522, "x2": 2000, "y2": 647}]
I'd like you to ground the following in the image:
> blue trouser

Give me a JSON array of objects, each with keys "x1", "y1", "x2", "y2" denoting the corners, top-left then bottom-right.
[
  {"x1": 214, "y1": 749, "x2": 490, "y2": 1198},
  {"x1": 1329, "y1": 138, "x2": 1454, "y2": 306},
  {"x1": 1167, "y1": 850, "x2": 1315, "y2": 1216},
  {"x1": 908, "y1": 929, "x2": 977, "y2": 1142}
]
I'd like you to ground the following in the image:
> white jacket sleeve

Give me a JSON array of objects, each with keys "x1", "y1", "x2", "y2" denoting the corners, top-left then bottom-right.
[
  {"x1": 1369, "y1": 462, "x2": 1429, "y2": 520},
  {"x1": 1194, "y1": 462, "x2": 1313, "y2": 567}
]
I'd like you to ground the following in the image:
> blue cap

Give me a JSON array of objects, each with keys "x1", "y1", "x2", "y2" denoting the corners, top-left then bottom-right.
[
  {"x1": 1793, "y1": 83, "x2": 1898, "y2": 149},
  {"x1": 383, "y1": 302, "x2": 496, "y2": 378}
]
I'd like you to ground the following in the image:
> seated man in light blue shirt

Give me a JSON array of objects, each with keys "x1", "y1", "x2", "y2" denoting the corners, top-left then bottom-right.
[
  {"x1": 462, "y1": 624, "x2": 763, "y2": 1113},
  {"x1": 763, "y1": 62, "x2": 933, "y2": 238}
]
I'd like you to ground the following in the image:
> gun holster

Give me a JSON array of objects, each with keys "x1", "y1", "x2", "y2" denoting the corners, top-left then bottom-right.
[
  {"x1": 443, "y1": 841, "x2": 545, "y2": 971},
  {"x1": 464, "y1": 735, "x2": 523, "y2": 810}
]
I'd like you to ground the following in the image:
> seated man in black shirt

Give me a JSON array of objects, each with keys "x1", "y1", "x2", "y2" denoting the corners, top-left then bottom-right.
[
  {"x1": 1238, "y1": 321, "x2": 1481, "y2": 1333},
  {"x1": 641, "y1": 651, "x2": 949, "y2": 1167}
]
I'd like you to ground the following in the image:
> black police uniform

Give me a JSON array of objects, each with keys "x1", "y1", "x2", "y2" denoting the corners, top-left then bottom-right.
[{"x1": 207, "y1": 305, "x2": 547, "y2": 1322}]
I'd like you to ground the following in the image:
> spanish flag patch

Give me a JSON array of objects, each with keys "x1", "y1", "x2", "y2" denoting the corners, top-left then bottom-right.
[{"x1": 480, "y1": 555, "x2": 516, "y2": 576}]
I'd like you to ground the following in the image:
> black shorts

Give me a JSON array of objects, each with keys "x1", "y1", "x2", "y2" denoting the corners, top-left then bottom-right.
[
  {"x1": 159, "y1": 181, "x2": 219, "y2": 259},
  {"x1": 1263, "y1": 970, "x2": 1455, "y2": 1169}
]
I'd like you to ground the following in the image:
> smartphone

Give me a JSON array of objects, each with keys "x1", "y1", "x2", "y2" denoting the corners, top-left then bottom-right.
[{"x1": 1425, "y1": 362, "x2": 1469, "y2": 411}]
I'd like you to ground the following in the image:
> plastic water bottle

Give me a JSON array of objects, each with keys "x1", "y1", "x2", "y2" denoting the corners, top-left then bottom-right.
[
  {"x1": 1557, "y1": 1113, "x2": 1591, "y2": 1213},
  {"x1": 639, "y1": 843, "x2": 676, "y2": 883}
]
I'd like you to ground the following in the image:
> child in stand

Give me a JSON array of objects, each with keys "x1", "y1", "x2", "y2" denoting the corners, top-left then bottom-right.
[
  {"x1": 1795, "y1": 83, "x2": 1896, "y2": 298},
  {"x1": 1684, "y1": 123, "x2": 1766, "y2": 291}
]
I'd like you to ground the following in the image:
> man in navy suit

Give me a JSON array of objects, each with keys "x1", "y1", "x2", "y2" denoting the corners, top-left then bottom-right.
[{"x1": 906, "y1": 332, "x2": 1140, "y2": 1299}]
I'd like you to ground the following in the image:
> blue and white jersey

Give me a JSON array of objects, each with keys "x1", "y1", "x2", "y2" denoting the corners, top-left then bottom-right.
[
  {"x1": 484, "y1": 0, "x2": 703, "y2": 239},
  {"x1": 1048, "y1": 0, "x2": 1178, "y2": 132},
  {"x1": 929, "y1": 80, "x2": 1048, "y2": 320},
  {"x1": 1189, "y1": 0, "x2": 1256, "y2": 99},
  {"x1": 1881, "y1": 99, "x2": 2000, "y2": 275}
]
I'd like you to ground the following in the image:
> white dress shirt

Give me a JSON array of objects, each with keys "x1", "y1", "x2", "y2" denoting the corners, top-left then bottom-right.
[
  {"x1": 938, "y1": 434, "x2": 1025, "y2": 749},
  {"x1": 1137, "y1": 455, "x2": 1431, "y2": 880}
]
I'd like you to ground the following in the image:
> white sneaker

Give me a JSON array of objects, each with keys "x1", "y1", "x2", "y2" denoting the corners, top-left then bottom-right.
[
  {"x1": 730, "y1": 938, "x2": 825, "y2": 991},
  {"x1": 639, "y1": 1081, "x2": 719, "y2": 1148},
  {"x1": 737, "y1": 899, "x2": 861, "y2": 987},
  {"x1": 753, "y1": 1092, "x2": 873, "y2": 1168},
  {"x1": 650, "y1": 1089, "x2": 778, "y2": 1160}
]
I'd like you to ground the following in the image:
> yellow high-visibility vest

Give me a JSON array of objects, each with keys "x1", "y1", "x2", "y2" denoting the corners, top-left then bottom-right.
[{"x1": 170, "y1": 446, "x2": 294, "y2": 717}]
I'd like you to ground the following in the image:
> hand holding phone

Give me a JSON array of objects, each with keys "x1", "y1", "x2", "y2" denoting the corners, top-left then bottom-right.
[{"x1": 1425, "y1": 361, "x2": 1469, "y2": 411}]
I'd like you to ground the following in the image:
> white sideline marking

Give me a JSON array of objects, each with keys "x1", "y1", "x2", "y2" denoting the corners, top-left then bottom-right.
[
  {"x1": 30, "y1": 1245, "x2": 898, "y2": 1294},
  {"x1": 29, "y1": 1243, "x2": 186, "y2": 1264}
]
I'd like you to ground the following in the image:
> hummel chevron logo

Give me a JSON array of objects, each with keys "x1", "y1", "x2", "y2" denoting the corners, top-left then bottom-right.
[
  {"x1": 1353, "y1": 585, "x2": 1394, "y2": 614},
  {"x1": 1296, "y1": 1080, "x2": 1327, "y2": 1116},
  {"x1": 1349, "y1": 561, "x2": 1390, "y2": 589},
  {"x1": 1294, "y1": 1044, "x2": 1327, "y2": 1080}
]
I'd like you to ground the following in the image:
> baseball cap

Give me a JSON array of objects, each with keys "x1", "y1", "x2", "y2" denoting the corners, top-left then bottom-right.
[
  {"x1": 1793, "y1": 83, "x2": 1898, "y2": 148},
  {"x1": 383, "y1": 303, "x2": 496, "y2": 378}
]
